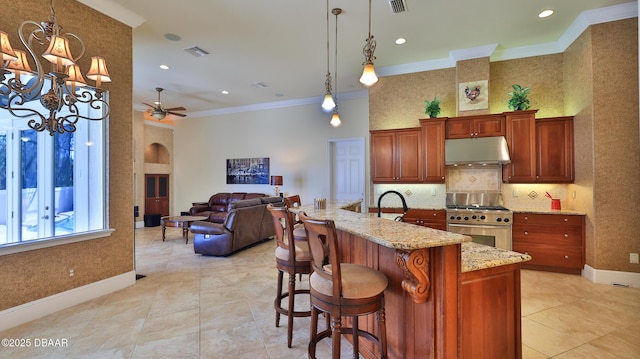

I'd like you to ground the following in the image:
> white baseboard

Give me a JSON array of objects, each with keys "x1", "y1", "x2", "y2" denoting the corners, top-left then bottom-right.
[
  {"x1": 583, "y1": 265, "x2": 640, "y2": 288},
  {"x1": 0, "y1": 271, "x2": 136, "y2": 332},
  {"x1": 135, "y1": 220, "x2": 145, "y2": 228}
]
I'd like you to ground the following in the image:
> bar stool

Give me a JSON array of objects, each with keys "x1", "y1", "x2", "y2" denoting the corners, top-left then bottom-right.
[
  {"x1": 300, "y1": 212, "x2": 388, "y2": 359},
  {"x1": 284, "y1": 195, "x2": 306, "y2": 241},
  {"x1": 267, "y1": 204, "x2": 312, "y2": 348}
]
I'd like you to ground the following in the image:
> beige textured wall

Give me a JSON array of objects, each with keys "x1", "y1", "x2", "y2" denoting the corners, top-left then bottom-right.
[
  {"x1": 369, "y1": 18, "x2": 639, "y2": 273},
  {"x1": 591, "y1": 19, "x2": 639, "y2": 272},
  {"x1": 0, "y1": 0, "x2": 133, "y2": 310},
  {"x1": 564, "y1": 28, "x2": 597, "y2": 267}
]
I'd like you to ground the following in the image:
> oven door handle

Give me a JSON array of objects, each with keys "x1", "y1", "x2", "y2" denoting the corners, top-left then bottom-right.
[{"x1": 448, "y1": 223, "x2": 510, "y2": 230}]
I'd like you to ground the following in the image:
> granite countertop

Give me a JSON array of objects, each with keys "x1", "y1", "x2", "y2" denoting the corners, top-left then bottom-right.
[
  {"x1": 291, "y1": 201, "x2": 471, "y2": 250},
  {"x1": 293, "y1": 201, "x2": 531, "y2": 272},
  {"x1": 461, "y1": 242, "x2": 531, "y2": 273},
  {"x1": 511, "y1": 208, "x2": 586, "y2": 215}
]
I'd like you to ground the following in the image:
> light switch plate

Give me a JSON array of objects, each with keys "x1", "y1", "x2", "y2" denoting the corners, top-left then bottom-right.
[{"x1": 631, "y1": 253, "x2": 639, "y2": 264}]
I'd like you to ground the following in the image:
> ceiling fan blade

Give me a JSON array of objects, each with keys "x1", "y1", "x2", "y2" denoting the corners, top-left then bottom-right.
[
  {"x1": 167, "y1": 111, "x2": 187, "y2": 117},
  {"x1": 142, "y1": 102, "x2": 156, "y2": 108},
  {"x1": 164, "y1": 106, "x2": 186, "y2": 112}
]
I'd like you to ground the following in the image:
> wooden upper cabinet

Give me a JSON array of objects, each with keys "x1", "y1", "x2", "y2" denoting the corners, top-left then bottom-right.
[
  {"x1": 445, "y1": 115, "x2": 505, "y2": 139},
  {"x1": 536, "y1": 117, "x2": 574, "y2": 182},
  {"x1": 503, "y1": 110, "x2": 538, "y2": 182},
  {"x1": 371, "y1": 128, "x2": 423, "y2": 183},
  {"x1": 420, "y1": 118, "x2": 446, "y2": 183},
  {"x1": 502, "y1": 112, "x2": 574, "y2": 183}
]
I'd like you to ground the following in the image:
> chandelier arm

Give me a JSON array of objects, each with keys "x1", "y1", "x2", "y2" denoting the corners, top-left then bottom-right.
[{"x1": 17, "y1": 21, "x2": 46, "y2": 96}]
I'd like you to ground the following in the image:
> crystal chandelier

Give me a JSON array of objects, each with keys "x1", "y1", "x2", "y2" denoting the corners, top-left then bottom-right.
[{"x1": 0, "y1": 0, "x2": 112, "y2": 136}]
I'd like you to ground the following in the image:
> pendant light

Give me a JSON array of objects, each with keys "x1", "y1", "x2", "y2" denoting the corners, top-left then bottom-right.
[
  {"x1": 330, "y1": 8, "x2": 342, "y2": 127},
  {"x1": 359, "y1": 0, "x2": 378, "y2": 86},
  {"x1": 321, "y1": 0, "x2": 336, "y2": 112}
]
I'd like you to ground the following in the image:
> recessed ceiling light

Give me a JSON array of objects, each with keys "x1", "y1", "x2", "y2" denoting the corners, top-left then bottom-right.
[
  {"x1": 538, "y1": 9, "x2": 554, "y2": 18},
  {"x1": 395, "y1": 37, "x2": 407, "y2": 45},
  {"x1": 159, "y1": 64, "x2": 169, "y2": 70},
  {"x1": 164, "y1": 33, "x2": 181, "y2": 41},
  {"x1": 221, "y1": 90, "x2": 229, "y2": 95}
]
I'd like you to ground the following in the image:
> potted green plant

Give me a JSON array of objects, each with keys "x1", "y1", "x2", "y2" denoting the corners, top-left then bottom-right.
[
  {"x1": 424, "y1": 96, "x2": 441, "y2": 118},
  {"x1": 507, "y1": 84, "x2": 531, "y2": 111}
]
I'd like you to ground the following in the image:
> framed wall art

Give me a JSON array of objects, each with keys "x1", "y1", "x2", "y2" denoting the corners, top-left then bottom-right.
[
  {"x1": 226, "y1": 157, "x2": 270, "y2": 184},
  {"x1": 458, "y1": 80, "x2": 489, "y2": 112}
]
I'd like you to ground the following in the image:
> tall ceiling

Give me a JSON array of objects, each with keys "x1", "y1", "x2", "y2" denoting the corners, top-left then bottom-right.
[{"x1": 79, "y1": 0, "x2": 635, "y2": 118}]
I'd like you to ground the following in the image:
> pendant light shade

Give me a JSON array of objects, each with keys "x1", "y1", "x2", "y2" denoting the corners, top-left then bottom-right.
[
  {"x1": 360, "y1": 62, "x2": 378, "y2": 86},
  {"x1": 321, "y1": 91, "x2": 336, "y2": 111},
  {"x1": 330, "y1": 111, "x2": 341, "y2": 127}
]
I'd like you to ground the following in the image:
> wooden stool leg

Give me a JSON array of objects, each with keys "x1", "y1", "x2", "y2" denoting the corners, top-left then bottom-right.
[
  {"x1": 309, "y1": 306, "x2": 319, "y2": 359},
  {"x1": 378, "y1": 307, "x2": 388, "y2": 359},
  {"x1": 275, "y1": 270, "x2": 283, "y2": 327},
  {"x1": 352, "y1": 316, "x2": 359, "y2": 358},
  {"x1": 287, "y1": 273, "x2": 296, "y2": 348},
  {"x1": 331, "y1": 315, "x2": 342, "y2": 359}
]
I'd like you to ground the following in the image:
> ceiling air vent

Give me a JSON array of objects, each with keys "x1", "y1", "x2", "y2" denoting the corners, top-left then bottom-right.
[
  {"x1": 388, "y1": 0, "x2": 407, "y2": 14},
  {"x1": 184, "y1": 46, "x2": 209, "y2": 57}
]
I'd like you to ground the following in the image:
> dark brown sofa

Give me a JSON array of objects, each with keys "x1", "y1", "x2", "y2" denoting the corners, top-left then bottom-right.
[
  {"x1": 189, "y1": 192, "x2": 266, "y2": 223},
  {"x1": 190, "y1": 196, "x2": 284, "y2": 256}
]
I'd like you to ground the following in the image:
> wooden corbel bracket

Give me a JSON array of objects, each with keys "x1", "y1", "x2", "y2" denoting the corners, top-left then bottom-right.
[{"x1": 395, "y1": 248, "x2": 430, "y2": 303}]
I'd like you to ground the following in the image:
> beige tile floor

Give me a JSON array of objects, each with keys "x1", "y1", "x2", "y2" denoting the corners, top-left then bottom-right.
[{"x1": 1, "y1": 226, "x2": 639, "y2": 358}]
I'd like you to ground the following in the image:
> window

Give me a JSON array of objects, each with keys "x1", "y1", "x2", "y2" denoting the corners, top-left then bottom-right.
[{"x1": 0, "y1": 89, "x2": 108, "y2": 249}]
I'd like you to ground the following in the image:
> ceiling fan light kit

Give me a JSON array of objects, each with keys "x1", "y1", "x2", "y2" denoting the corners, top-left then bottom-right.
[{"x1": 144, "y1": 87, "x2": 187, "y2": 120}]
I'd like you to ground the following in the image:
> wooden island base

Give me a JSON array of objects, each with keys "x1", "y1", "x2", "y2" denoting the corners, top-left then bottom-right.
[{"x1": 336, "y1": 229, "x2": 523, "y2": 359}]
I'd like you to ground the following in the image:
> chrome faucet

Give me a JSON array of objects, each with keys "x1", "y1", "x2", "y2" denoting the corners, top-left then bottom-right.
[{"x1": 377, "y1": 190, "x2": 409, "y2": 218}]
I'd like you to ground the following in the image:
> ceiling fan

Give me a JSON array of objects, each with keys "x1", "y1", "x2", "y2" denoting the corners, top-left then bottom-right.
[{"x1": 143, "y1": 87, "x2": 187, "y2": 120}]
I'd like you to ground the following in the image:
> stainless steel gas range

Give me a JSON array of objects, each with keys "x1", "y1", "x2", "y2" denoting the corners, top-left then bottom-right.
[{"x1": 445, "y1": 192, "x2": 513, "y2": 251}]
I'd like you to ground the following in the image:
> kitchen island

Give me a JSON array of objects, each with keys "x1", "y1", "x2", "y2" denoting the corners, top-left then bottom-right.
[{"x1": 292, "y1": 201, "x2": 530, "y2": 359}]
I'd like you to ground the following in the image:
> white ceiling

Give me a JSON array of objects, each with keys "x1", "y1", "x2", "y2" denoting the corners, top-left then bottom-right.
[{"x1": 79, "y1": 0, "x2": 636, "y2": 118}]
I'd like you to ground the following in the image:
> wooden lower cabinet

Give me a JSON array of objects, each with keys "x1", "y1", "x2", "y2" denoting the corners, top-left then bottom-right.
[
  {"x1": 461, "y1": 263, "x2": 522, "y2": 359},
  {"x1": 402, "y1": 209, "x2": 447, "y2": 230},
  {"x1": 512, "y1": 213, "x2": 585, "y2": 274}
]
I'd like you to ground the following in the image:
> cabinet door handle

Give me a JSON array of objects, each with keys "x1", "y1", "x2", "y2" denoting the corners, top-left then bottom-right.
[
  {"x1": 524, "y1": 216, "x2": 528, "y2": 220},
  {"x1": 433, "y1": 213, "x2": 437, "y2": 217},
  {"x1": 564, "y1": 218, "x2": 569, "y2": 222},
  {"x1": 564, "y1": 233, "x2": 569, "y2": 238},
  {"x1": 564, "y1": 255, "x2": 569, "y2": 259},
  {"x1": 524, "y1": 231, "x2": 528, "y2": 235},
  {"x1": 524, "y1": 252, "x2": 529, "y2": 255}
]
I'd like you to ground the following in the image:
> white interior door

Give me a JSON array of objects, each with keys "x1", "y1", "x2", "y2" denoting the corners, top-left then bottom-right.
[{"x1": 329, "y1": 138, "x2": 365, "y2": 209}]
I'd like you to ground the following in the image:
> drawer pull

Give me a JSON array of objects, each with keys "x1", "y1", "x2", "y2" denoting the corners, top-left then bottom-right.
[
  {"x1": 564, "y1": 255, "x2": 569, "y2": 259},
  {"x1": 524, "y1": 231, "x2": 528, "y2": 235},
  {"x1": 564, "y1": 234, "x2": 569, "y2": 238},
  {"x1": 433, "y1": 213, "x2": 437, "y2": 217},
  {"x1": 524, "y1": 216, "x2": 528, "y2": 220},
  {"x1": 564, "y1": 218, "x2": 568, "y2": 222}
]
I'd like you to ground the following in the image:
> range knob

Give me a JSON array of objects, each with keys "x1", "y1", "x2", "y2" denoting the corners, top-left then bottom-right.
[
  {"x1": 496, "y1": 217, "x2": 503, "y2": 222},
  {"x1": 463, "y1": 216, "x2": 469, "y2": 221},
  {"x1": 503, "y1": 218, "x2": 510, "y2": 223},
  {"x1": 471, "y1": 215, "x2": 477, "y2": 220},
  {"x1": 456, "y1": 216, "x2": 462, "y2": 220},
  {"x1": 449, "y1": 215, "x2": 455, "y2": 220},
  {"x1": 480, "y1": 215, "x2": 486, "y2": 220}
]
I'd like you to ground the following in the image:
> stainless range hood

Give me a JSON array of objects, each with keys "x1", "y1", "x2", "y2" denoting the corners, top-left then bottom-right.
[{"x1": 445, "y1": 136, "x2": 511, "y2": 165}]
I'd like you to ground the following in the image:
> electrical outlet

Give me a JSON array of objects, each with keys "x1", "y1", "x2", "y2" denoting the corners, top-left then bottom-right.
[
  {"x1": 512, "y1": 190, "x2": 519, "y2": 198},
  {"x1": 69, "y1": 269, "x2": 74, "y2": 277},
  {"x1": 431, "y1": 188, "x2": 436, "y2": 196},
  {"x1": 572, "y1": 191, "x2": 576, "y2": 199},
  {"x1": 631, "y1": 253, "x2": 639, "y2": 264}
]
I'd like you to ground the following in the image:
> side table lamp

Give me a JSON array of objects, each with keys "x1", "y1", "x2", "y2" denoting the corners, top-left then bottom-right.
[{"x1": 270, "y1": 175, "x2": 283, "y2": 197}]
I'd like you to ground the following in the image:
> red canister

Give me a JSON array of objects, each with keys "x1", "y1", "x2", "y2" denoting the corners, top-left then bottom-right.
[{"x1": 551, "y1": 199, "x2": 561, "y2": 210}]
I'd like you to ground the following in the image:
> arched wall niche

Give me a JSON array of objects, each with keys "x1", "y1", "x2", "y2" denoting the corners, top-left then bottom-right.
[{"x1": 144, "y1": 143, "x2": 170, "y2": 164}]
